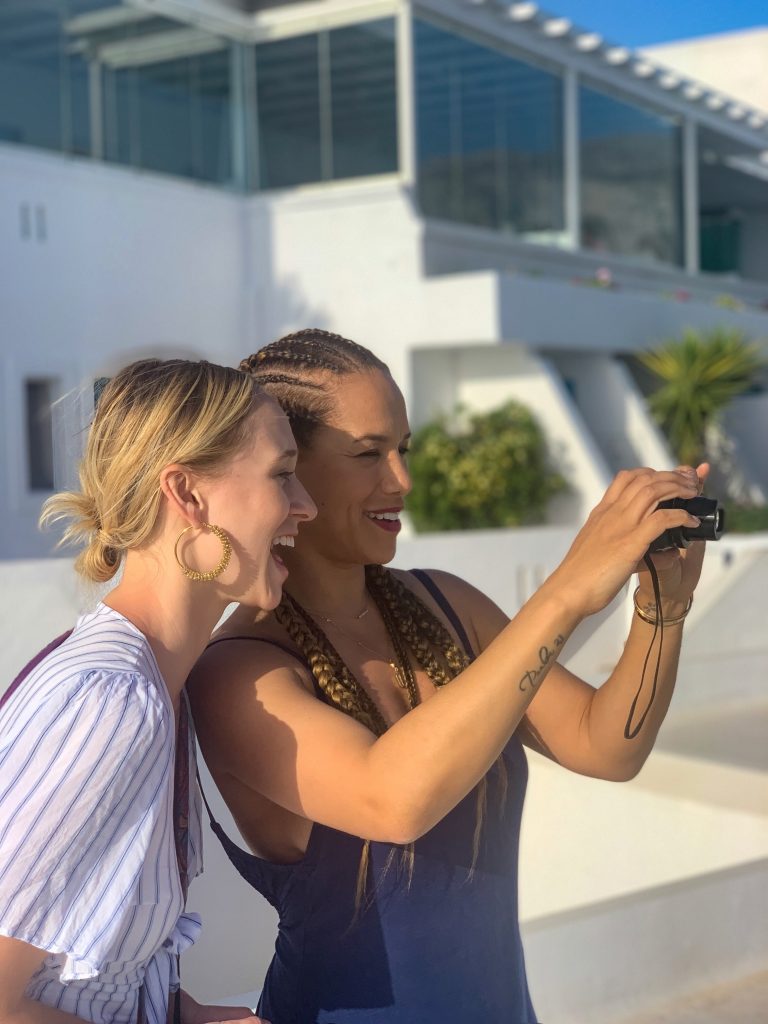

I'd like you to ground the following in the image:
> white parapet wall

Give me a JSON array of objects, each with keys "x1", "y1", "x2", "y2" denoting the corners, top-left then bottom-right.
[{"x1": 2, "y1": 531, "x2": 766, "y2": 1018}]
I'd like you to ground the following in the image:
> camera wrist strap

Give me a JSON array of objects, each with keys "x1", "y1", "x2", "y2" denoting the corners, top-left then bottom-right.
[{"x1": 623, "y1": 555, "x2": 664, "y2": 740}]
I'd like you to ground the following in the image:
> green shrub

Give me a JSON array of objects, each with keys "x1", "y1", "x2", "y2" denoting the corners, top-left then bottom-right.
[
  {"x1": 639, "y1": 327, "x2": 764, "y2": 466},
  {"x1": 407, "y1": 400, "x2": 567, "y2": 532},
  {"x1": 725, "y1": 503, "x2": 768, "y2": 533}
]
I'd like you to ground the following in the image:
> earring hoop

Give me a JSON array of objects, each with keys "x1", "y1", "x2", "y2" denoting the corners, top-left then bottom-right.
[{"x1": 174, "y1": 522, "x2": 231, "y2": 582}]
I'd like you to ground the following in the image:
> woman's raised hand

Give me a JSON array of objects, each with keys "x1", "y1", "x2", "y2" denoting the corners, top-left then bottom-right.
[{"x1": 548, "y1": 466, "x2": 704, "y2": 619}]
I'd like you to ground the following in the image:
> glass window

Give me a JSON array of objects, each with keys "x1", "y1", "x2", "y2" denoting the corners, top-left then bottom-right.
[
  {"x1": 0, "y1": 3, "x2": 66, "y2": 152},
  {"x1": 698, "y1": 128, "x2": 768, "y2": 282},
  {"x1": 0, "y1": 1, "x2": 233, "y2": 181},
  {"x1": 330, "y1": 20, "x2": 397, "y2": 179},
  {"x1": 255, "y1": 18, "x2": 397, "y2": 189},
  {"x1": 255, "y1": 33, "x2": 322, "y2": 188},
  {"x1": 579, "y1": 84, "x2": 682, "y2": 265},
  {"x1": 0, "y1": 1, "x2": 116, "y2": 155},
  {"x1": 104, "y1": 45, "x2": 233, "y2": 184},
  {"x1": 415, "y1": 19, "x2": 564, "y2": 239},
  {"x1": 25, "y1": 379, "x2": 56, "y2": 491}
]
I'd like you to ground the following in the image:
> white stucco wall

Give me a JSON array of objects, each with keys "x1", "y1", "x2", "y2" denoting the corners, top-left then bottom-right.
[
  {"x1": 3, "y1": 145, "x2": 767, "y2": 561},
  {"x1": 548, "y1": 354, "x2": 675, "y2": 475},
  {"x1": 1, "y1": 145, "x2": 247, "y2": 558},
  {"x1": 2, "y1": 532, "x2": 766, "y2": 1017},
  {"x1": 723, "y1": 391, "x2": 768, "y2": 493},
  {"x1": 644, "y1": 29, "x2": 768, "y2": 116}
]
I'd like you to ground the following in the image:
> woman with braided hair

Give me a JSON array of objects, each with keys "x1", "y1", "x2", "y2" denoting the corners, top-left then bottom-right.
[{"x1": 187, "y1": 330, "x2": 709, "y2": 1024}]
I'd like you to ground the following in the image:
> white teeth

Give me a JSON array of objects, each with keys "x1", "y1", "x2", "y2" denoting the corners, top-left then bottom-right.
[
  {"x1": 366, "y1": 512, "x2": 400, "y2": 521},
  {"x1": 272, "y1": 535, "x2": 295, "y2": 548}
]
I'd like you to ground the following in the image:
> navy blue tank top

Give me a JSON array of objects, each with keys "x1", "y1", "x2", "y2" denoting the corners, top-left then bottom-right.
[{"x1": 202, "y1": 571, "x2": 538, "y2": 1023}]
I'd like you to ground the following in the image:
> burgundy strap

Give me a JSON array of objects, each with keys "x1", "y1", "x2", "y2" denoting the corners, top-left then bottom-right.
[
  {"x1": 174, "y1": 699, "x2": 191, "y2": 903},
  {"x1": 1, "y1": 631, "x2": 73, "y2": 711}
]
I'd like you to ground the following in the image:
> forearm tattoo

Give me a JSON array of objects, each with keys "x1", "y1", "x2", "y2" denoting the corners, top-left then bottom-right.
[{"x1": 518, "y1": 635, "x2": 565, "y2": 692}]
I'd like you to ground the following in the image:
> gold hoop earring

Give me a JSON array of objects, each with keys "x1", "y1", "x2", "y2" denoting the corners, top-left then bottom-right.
[{"x1": 174, "y1": 522, "x2": 232, "y2": 582}]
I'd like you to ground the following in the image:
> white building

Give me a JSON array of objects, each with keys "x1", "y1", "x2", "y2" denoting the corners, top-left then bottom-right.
[
  {"x1": 644, "y1": 26, "x2": 768, "y2": 116},
  {"x1": 2, "y1": 5, "x2": 768, "y2": 1018},
  {"x1": 3, "y1": 0, "x2": 768, "y2": 557}
]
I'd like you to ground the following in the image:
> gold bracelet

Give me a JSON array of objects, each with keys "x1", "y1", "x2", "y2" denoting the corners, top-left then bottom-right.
[{"x1": 633, "y1": 587, "x2": 693, "y2": 626}]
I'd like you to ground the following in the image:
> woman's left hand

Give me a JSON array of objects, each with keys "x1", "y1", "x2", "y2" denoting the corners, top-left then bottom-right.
[
  {"x1": 636, "y1": 462, "x2": 710, "y2": 608},
  {"x1": 179, "y1": 990, "x2": 270, "y2": 1024}
]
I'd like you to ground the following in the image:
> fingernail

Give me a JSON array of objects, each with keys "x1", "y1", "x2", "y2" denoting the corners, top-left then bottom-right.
[{"x1": 688, "y1": 515, "x2": 700, "y2": 525}]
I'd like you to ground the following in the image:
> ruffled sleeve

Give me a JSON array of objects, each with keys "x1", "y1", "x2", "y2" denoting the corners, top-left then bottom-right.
[{"x1": 0, "y1": 669, "x2": 174, "y2": 980}]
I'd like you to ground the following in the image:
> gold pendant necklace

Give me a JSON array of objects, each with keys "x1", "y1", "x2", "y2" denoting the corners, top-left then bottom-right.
[
  {"x1": 390, "y1": 662, "x2": 409, "y2": 690},
  {"x1": 308, "y1": 604, "x2": 413, "y2": 696}
]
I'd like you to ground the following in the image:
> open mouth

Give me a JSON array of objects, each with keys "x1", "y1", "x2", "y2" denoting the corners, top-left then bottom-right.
[
  {"x1": 365, "y1": 510, "x2": 402, "y2": 534},
  {"x1": 271, "y1": 534, "x2": 295, "y2": 566}
]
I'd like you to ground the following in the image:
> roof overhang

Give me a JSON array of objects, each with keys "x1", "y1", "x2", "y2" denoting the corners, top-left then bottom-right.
[{"x1": 114, "y1": 0, "x2": 768, "y2": 150}]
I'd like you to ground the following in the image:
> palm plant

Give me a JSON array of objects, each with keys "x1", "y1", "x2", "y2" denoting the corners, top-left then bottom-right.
[{"x1": 639, "y1": 328, "x2": 765, "y2": 466}]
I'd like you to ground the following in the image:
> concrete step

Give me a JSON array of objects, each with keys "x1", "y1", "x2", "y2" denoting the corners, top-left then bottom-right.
[
  {"x1": 614, "y1": 969, "x2": 768, "y2": 1024},
  {"x1": 519, "y1": 752, "x2": 768, "y2": 1024}
]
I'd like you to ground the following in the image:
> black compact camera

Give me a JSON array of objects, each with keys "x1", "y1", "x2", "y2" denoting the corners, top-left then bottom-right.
[{"x1": 648, "y1": 496, "x2": 725, "y2": 552}]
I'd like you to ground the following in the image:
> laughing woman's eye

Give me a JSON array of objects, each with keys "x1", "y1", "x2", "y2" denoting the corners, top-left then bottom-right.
[
  {"x1": 399, "y1": 446, "x2": 410, "y2": 457},
  {"x1": 356, "y1": 450, "x2": 380, "y2": 459}
]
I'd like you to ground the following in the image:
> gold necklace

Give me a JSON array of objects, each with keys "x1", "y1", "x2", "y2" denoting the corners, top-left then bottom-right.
[
  {"x1": 304, "y1": 595, "x2": 420, "y2": 707},
  {"x1": 306, "y1": 602, "x2": 369, "y2": 622},
  {"x1": 315, "y1": 609, "x2": 410, "y2": 692}
]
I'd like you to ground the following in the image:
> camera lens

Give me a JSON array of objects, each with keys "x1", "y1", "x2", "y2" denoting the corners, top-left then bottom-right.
[{"x1": 649, "y1": 496, "x2": 724, "y2": 552}]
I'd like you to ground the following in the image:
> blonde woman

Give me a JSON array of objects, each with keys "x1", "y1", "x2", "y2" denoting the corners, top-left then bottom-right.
[
  {"x1": 0, "y1": 359, "x2": 314, "y2": 1024},
  {"x1": 188, "y1": 331, "x2": 708, "y2": 1024}
]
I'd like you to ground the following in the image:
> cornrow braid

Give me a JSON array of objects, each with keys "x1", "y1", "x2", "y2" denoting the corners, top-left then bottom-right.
[
  {"x1": 241, "y1": 329, "x2": 389, "y2": 446},
  {"x1": 366, "y1": 566, "x2": 508, "y2": 876},
  {"x1": 242, "y1": 329, "x2": 387, "y2": 376},
  {"x1": 366, "y1": 565, "x2": 467, "y2": 686},
  {"x1": 276, "y1": 593, "x2": 388, "y2": 736}
]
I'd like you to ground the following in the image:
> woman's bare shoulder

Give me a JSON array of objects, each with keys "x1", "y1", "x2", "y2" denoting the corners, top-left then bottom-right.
[
  {"x1": 391, "y1": 566, "x2": 509, "y2": 652},
  {"x1": 188, "y1": 606, "x2": 313, "y2": 702},
  {"x1": 391, "y1": 566, "x2": 489, "y2": 611}
]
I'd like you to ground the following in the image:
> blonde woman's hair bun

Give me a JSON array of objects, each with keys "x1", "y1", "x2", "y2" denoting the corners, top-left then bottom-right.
[{"x1": 40, "y1": 358, "x2": 259, "y2": 583}]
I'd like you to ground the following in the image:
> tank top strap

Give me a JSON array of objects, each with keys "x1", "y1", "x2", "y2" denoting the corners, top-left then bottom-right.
[
  {"x1": 205, "y1": 634, "x2": 320, "y2": 695},
  {"x1": 410, "y1": 569, "x2": 476, "y2": 660}
]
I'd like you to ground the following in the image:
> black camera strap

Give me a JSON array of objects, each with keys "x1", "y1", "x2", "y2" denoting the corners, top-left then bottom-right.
[{"x1": 624, "y1": 554, "x2": 664, "y2": 740}]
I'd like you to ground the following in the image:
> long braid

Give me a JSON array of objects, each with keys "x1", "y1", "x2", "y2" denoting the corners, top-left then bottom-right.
[
  {"x1": 366, "y1": 565, "x2": 468, "y2": 684},
  {"x1": 243, "y1": 330, "x2": 508, "y2": 908},
  {"x1": 367, "y1": 565, "x2": 509, "y2": 869},
  {"x1": 241, "y1": 329, "x2": 387, "y2": 446}
]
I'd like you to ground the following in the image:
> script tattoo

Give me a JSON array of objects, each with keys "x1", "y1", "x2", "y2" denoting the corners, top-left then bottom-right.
[{"x1": 519, "y1": 634, "x2": 565, "y2": 692}]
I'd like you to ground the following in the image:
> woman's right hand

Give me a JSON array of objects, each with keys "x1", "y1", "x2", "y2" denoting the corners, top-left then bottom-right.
[
  {"x1": 547, "y1": 467, "x2": 701, "y2": 618},
  {"x1": 179, "y1": 991, "x2": 270, "y2": 1024}
]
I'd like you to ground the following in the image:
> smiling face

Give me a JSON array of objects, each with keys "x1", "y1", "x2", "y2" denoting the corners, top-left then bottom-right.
[
  {"x1": 199, "y1": 397, "x2": 317, "y2": 608},
  {"x1": 287, "y1": 369, "x2": 412, "y2": 568}
]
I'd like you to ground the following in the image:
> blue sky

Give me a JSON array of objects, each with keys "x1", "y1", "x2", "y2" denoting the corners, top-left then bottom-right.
[{"x1": 544, "y1": 0, "x2": 768, "y2": 48}]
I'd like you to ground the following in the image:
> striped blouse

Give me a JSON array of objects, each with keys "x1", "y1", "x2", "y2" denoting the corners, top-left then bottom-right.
[{"x1": 0, "y1": 603, "x2": 203, "y2": 1024}]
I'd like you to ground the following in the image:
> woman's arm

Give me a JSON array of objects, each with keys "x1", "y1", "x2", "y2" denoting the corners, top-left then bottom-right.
[
  {"x1": 179, "y1": 990, "x2": 266, "y2": 1024},
  {"x1": 0, "y1": 937, "x2": 82, "y2": 1024},
  {"x1": 0, "y1": 942, "x2": 267, "y2": 1024},
  {"x1": 189, "y1": 468, "x2": 701, "y2": 843},
  {"x1": 446, "y1": 549, "x2": 701, "y2": 781},
  {"x1": 455, "y1": 467, "x2": 708, "y2": 781}
]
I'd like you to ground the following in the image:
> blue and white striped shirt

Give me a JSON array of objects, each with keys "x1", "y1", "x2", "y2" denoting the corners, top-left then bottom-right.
[{"x1": 0, "y1": 603, "x2": 203, "y2": 1024}]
